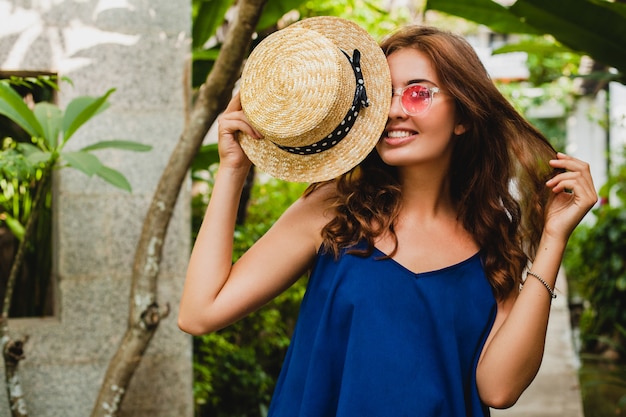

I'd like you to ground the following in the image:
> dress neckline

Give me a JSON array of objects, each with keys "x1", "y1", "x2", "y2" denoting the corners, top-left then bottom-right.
[{"x1": 372, "y1": 246, "x2": 482, "y2": 277}]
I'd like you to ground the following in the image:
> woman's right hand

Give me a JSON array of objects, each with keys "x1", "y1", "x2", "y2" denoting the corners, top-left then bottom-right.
[{"x1": 216, "y1": 92, "x2": 263, "y2": 171}]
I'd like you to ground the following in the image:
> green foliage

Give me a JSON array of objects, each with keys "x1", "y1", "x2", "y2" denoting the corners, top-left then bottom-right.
[
  {"x1": 563, "y1": 147, "x2": 626, "y2": 412},
  {"x1": 299, "y1": 0, "x2": 411, "y2": 40},
  {"x1": 191, "y1": 0, "x2": 309, "y2": 88},
  {"x1": 192, "y1": 166, "x2": 308, "y2": 417},
  {"x1": 496, "y1": 76, "x2": 575, "y2": 152},
  {"x1": 426, "y1": 0, "x2": 541, "y2": 34},
  {"x1": 0, "y1": 141, "x2": 40, "y2": 240},
  {"x1": 0, "y1": 76, "x2": 152, "y2": 318},
  {"x1": 190, "y1": 0, "x2": 409, "y2": 88},
  {"x1": 490, "y1": 28, "x2": 579, "y2": 152},
  {"x1": 0, "y1": 77, "x2": 152, "y2": 238},
  {"x1": 565, "y1": 206, "x2": 626, "y2": 344},
  {"x1": 0, "y1": 143, "x2": 53, "y2": 316},
  {"x1": 256, "y1": 0, "x2": 306, "y2": 31},
  {"x1": 426, "y1": 0, "x2": 626, "y2": 84},
  {"x1": 192, "y1": 0, "x2": 236, "y2": 49},
  {"x1": 507, "y1": 0, "x2": 626, "y2": 81},
  {"x1": 564, "y1": 147, "x2": 626, "y2": 347},
  {"x1": 561, "y1": 142, "x2": 626, "y2": 416},
  {"x1": 515, "y1": 37, "x2": 581, "y2": 85},
  {"x1": 0, "y1": 78, "x2": 151, "y2": 195}
]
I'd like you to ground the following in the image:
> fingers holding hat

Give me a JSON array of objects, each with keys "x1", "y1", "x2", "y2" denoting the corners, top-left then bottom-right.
[
  {"x1": 222, "y1": 93, "x2": 263, "y2": 139},
  {"x1": 217, "y1": 93, "x2": 263, "y2": 170}
]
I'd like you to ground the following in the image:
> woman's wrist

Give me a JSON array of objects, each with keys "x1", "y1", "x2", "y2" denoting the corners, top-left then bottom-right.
[
  {"x1": 536, "y1": 229, "x2": 568, "y2": 255},
  {"x1": 216, "y1": 164, "x2": 251, "y2": 182}
]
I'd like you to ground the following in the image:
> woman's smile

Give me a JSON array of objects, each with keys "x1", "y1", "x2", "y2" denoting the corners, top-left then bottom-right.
[{"x1": 382, "y1": 129, "x2": 418, "y2": 146}]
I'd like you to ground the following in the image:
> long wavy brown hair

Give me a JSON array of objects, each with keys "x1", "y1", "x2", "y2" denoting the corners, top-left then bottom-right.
[{"x1": 307, "y1": 25, "x2": 557, "y2": 300}]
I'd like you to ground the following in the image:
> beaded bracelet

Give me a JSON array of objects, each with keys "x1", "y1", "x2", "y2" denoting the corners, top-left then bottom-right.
[{"x1": 526, "y1": 271, "x2": 557, "y2": 299}]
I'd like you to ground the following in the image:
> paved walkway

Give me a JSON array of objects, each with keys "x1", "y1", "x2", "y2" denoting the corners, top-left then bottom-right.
[{"x1": 492, "y1": 269, "x2": 585, "y2": 417}]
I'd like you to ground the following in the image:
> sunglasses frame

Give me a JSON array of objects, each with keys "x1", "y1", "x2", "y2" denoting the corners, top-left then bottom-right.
[{"x1": 392, "y1": 83, "x2": 441, "y2": 116}]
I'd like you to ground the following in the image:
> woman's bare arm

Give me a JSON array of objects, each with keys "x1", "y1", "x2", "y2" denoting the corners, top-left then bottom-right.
[
  {"x1": 178, "y1": 176, "x2": 329, "y2": 335},
  {"x1": 178, "y1": 94, "x2": 330, "y2": 335},
  {"x1": 477, "y1": 153, "x2": 597, "y2": 408}
]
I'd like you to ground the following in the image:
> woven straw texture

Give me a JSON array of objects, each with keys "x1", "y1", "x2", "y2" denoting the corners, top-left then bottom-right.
[{"x1": 239, "y1": 16, "x2": 391, "y2": 182}]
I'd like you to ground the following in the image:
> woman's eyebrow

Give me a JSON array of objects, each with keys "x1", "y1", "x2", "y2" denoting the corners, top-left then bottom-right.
[{"x1": 405, "y1": 78, "x2": 434, "y2": 85}]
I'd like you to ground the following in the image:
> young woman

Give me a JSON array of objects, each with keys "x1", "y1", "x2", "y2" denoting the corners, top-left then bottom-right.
[{"x1": 179, "y1": 24, "x2": 597, "y2": 416}]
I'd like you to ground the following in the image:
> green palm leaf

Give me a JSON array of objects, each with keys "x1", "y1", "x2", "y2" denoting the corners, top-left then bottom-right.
[
  {"x1": 62, "y1": 88, "x2": 115, "y2": 143},
  {"x1": 0, "y1": 81, "x2": 45, "y2": 139},
  {"x1": 34, "y1": 102, "x2": 62, "y2": 150},
  {"x1": 80, "y1": 140, "x2": 152, "y2": 152}
]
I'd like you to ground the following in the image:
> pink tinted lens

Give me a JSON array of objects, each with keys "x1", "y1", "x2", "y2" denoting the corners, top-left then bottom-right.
[{"x1": 401, "y1": 84, "x2": 431, "y2": 114}]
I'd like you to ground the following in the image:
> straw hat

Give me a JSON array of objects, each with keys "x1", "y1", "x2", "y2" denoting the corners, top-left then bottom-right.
[{"x1": 239, "y1": 16, "x2": 391, "y2": 182}]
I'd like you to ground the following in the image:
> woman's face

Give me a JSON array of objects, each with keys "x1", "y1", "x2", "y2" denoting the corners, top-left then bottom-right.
[{"x1": 376, "y1": 48, "x2": 465, "y2": 169}]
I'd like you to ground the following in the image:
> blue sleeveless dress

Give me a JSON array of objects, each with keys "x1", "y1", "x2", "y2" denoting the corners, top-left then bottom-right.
[{"x1": 268, "y1": 244, "x2": 497, "y2": 417}]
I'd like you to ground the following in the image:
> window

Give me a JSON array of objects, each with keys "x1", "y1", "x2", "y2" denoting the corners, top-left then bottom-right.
[{"x1": 0, "y1": 70, "x2": 56, "y2": 318}]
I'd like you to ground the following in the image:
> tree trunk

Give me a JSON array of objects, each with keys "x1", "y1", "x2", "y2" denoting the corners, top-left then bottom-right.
[{"x1": 89, "y1": 0, "x2": 268, "y2": 416}]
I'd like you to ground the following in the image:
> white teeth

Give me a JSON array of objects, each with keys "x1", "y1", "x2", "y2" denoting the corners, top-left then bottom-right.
[{"x1": 387, "y1": 130, "x2": 414, "y2": 138}]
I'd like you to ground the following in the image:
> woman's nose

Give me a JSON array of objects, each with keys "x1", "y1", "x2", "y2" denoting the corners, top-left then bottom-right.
[{"x1": 388, "y1": 94, "x2": 407, "y2": 119}]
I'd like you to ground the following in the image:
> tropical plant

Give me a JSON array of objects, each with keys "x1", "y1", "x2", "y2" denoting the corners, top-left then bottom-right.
[
  {"x1": 0, "y1": 78, "x2": 151, "y2": 192},
  {"x1": 191, "y1": 0, "x2": 309, "y2": 89},
  {"x1": 564, "y1": 146, "x2": 626, "y2": 351},
  {"x1": 190, "y1": 0, "x2": 411, "y2": 90},
  {"x1": 425, "y1": 0, "x2": 626, "y2": 85},
  {"x1": 563, "y1": 146, "x2": 626, "y2": 415},
  {"x1": 0, "y1": 76, "x2": 151, "y2": 415},
  {"x1": 298, "y1": 0, "x2": 411, "y2": 40}
]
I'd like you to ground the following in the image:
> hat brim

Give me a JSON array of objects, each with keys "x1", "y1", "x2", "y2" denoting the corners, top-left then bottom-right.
[{"x1": 239, "y1": 16, "x2": 391, "y2": 183}]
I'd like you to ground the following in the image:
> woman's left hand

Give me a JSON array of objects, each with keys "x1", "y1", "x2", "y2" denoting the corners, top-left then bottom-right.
[{"x1": 544, "y1": 152, "x2": 598, "y2": 241}]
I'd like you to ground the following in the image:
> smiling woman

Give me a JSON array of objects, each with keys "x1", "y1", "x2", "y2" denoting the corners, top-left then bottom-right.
[
  {"x1": 378, "y1": 47, "x2": 464, "y2": 170},
  {"x1": 180, "y1": 18, "x2": 598, "y2": 417}
]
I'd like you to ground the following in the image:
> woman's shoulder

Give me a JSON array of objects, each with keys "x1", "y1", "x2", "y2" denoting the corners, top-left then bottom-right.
[
  {"x1": 277, "y1": 181, "x2": 338, "y2": 247},
  {"x1": 297, "y1": 181, "x2": 338, "y2": 212}
]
